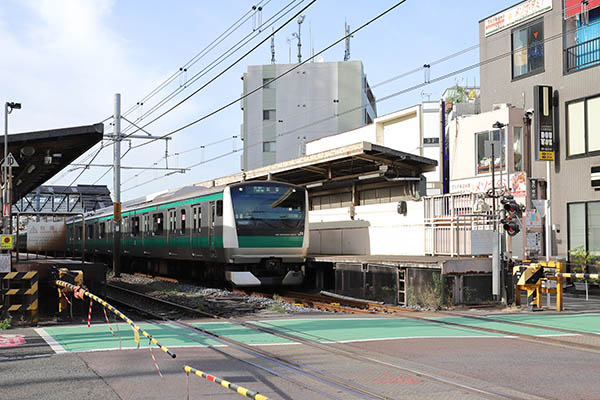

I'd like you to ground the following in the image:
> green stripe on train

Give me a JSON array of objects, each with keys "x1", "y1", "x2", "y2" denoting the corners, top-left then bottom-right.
[
  {"x1": 238, "y1": 236, "x2": 303, "y2": 248},
  {"x1": 184, "y1": 193, "x2": 223, "y2": 205}
]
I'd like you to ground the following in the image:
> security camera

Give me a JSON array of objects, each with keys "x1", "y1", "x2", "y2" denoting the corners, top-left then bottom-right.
[{"x1": 525, "y1": 108, "x2": 534, "y2": 116}]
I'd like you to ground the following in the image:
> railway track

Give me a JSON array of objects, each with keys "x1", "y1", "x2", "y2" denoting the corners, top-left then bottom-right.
[
  {"x1": 105, "y1": 281, "x2": 549, "y2": 399},
  {"x1": 234, "y1": 289, "x2": 600, "y2": 353}
]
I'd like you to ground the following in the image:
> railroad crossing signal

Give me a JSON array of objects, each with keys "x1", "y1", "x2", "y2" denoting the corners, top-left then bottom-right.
[
  {"x1": 500, "y1": 194, "x2": 524, "y2": 237},
  {"x1": 0, "y1": 234, "x2": 13, "y2": 250},
  {"x1": 2, "y1": 153, "x2": 19, "y2": 168}
]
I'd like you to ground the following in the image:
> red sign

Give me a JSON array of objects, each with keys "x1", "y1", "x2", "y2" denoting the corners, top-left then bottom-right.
[
  {"x1": 565, "y1": 0, "x2": 600, "y2": 18},
  {"x1": 2, "y1": 203, "x2": 8, "y2": 217},
  {"x1": 0, "y1": 334, "x2": 25, "y2": 347}
]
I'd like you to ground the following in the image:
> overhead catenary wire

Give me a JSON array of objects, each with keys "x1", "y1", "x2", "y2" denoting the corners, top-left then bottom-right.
[
  {"x1": 130, "y1": 0, "x2": 409, "y2": 150},
  {"x1": 120, "y1": 0, "x2": 302, "y2": 135},
  {"x1": 122, "y1": 0, "x2": 314, "y2": 139},
  {"x1": 77, "y1": 1, "x2": 587, "y2": 188},
  {"x1": 109, "y1": 1, "x2": 270, "y2": 122},
  {"x1": 120, "y1": 13, "x2": 599, "y2": 192}
]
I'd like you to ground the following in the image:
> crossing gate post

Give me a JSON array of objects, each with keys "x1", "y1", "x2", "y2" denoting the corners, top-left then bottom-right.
[{"x1": 0, "y1": 271, "x2": 38, "y2": 325}]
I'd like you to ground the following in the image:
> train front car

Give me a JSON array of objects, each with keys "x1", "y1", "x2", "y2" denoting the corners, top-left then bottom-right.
[{"x1": 223, "y1": 181, "x2": 308, "y2": 286}]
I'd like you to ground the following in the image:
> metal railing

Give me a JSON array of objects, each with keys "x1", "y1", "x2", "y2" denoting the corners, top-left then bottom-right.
[
  {"x1": 424, "y1": 192, "x2": 495, "y2": 256},
  {"x1": 565, "y1": 36, "x2": 600, "y2": 73}
]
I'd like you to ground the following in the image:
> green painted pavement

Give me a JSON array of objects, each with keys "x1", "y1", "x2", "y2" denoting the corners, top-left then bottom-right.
[
  {"x1": 250, "y1": 318, "x2": 501, "y2": 342},
  {"x1": 193, "y1": 322, "x2": 293, "y2": 345},
  {"x1": 483, "y1": 313, "x2": 600, "y2": 334},
  {"x1": 43, "y1": 323, "x2": 221, "y2": 352},
  {"x1": 43, "y1": 314, "x2": 597, "y2": 353},
  {"x1": 427, "y1": 316, "x2": 566, "y2": 336}
]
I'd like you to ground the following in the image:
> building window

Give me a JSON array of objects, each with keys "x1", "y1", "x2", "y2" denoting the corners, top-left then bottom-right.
[
  {"x1": 263, "y1": 109, "x2": 276, "y2": 120},
  {"x1": 513, "y1": 126, "x2": 523, "y2": 171},
  {"x1": 476, "y1": 130, "x2": 505, "y2": 174},
  {"x1": 263, "y1": 141, "x2": 276, "y2": 152},
  {"x1": 568, "y1": 201, "x2": 600, "y2": 259},
  {"x1": 263, "y1": 78, "x2": 274, "y2": 89},
  {"x1": 512, "y1": 19, "x2": 544, "y2": 79},
  {"x1": 567, "y1": 94, "x2": 600, "y2": 157}
]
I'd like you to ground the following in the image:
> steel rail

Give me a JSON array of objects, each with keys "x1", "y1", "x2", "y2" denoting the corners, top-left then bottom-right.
[
  {"x1": 105, "y1": 285, "x2": 392, "y2": 399},
  {"x1": 108, "y1": 282, "x2": 534, "y2": 399}
]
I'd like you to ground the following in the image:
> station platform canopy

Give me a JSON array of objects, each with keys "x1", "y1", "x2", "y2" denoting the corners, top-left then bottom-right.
[
  {"x1": 195, "y1": 142, "x2": 437, "y2": 189},
  {"x1": 2, "y1": 123, "x2": 104, "y2": 204}
]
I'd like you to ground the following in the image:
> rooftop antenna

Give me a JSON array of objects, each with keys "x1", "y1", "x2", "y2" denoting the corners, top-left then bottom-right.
[
  {"x1": 270, "y1": 28, "x2": 276, "y2": 64},
  {"x1": 344, "y1": 20, "x2": 351, "y2": 61},
  {"x1": 421, "y1": 90, "x2": 432, "y2": 102},
  {"x1": 291, "y1": 15, "x2": 305, "y2": 63},
  {"x1": 286, "y1": 37, "x2": 292, "y2": 63}
]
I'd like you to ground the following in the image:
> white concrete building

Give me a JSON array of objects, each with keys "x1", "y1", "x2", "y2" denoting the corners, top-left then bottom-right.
[
  {"x1": 240, "y1": 60, "x2": 377, "y2": 171},
  {"x1": 307, "y1": 102, "x2": 443, "y2": 195}
]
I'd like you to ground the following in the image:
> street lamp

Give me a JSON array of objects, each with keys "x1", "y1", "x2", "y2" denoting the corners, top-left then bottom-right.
[{"x1": 4, "y1": 102, "x2": 21, "y2": 234}]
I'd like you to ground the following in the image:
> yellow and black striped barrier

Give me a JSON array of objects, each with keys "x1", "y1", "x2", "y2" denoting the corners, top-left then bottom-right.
[
  {"x1": 184, "y1": 365, "x2": 269, "y2": 400},
  {"x1": 556, "y1": 273, "x2": 600, "y2": 279},
  {"x1": 0, "y1": 271, "x2": 38, "y2": 324},
  {"x1": 55, "y1": 280, "x2": 176, "y2": 358},
  {"x1": 513, "y1": 261, "x2": 566, "y2": 311}
]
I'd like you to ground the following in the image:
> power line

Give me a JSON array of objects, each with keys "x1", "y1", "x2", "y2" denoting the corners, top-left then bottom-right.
[
  {"x1": 120, "y1": 0, "x2": 304, "y2": 135},
  {"x1": 123, "y1": 12, "x2": 598, "y2": 190},
  {"x1": 131, "y1": 0, "x2": 409, "y2": 150},
  {"x1": 123, "y1": 0, "x2": 315, "y2": 139}
]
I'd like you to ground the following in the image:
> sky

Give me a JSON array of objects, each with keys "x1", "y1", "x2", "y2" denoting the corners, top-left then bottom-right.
[{"x1": 0, "y1": 0, "x2": 520, "y2": 202}]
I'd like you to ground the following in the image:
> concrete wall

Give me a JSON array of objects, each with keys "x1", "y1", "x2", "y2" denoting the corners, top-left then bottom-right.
[
  {"x1": 479, "y1": 0, "x2": 600, "y2": 258},
  {"x1": 309, "y1": 201, "x2": 425, "y2": 256}
]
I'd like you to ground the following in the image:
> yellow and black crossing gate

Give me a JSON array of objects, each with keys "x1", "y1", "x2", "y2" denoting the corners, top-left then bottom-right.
[{"x1": 0, "y1": 271, "x2": 38, "y2": 324}]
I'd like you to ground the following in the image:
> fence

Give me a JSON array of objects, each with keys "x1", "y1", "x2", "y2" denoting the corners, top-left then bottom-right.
[
  {"x1": 0, "y1": 271, "x2": 38, "y2": 324},
  {"x1": 424, "y1": 192, "x2": 494, "y2": 256}
]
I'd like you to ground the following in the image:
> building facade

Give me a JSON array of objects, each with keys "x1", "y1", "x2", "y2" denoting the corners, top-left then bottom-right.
[
  {"x1": 479, "y1": 0, "x2": 600, "y2": 260},
  {"x1": 241, "y1": 60, "x2": 377, "y2": 171}
]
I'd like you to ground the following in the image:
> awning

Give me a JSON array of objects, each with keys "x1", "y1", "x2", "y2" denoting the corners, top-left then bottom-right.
[
  {"x1": 2, "y1": 123, "x2": 104, "y2": 204},
  {"x1": 565, "y1": 0, "x2": 600, "y2": 19}
]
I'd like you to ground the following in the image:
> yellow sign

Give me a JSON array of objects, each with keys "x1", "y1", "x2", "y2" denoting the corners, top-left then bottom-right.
[
  {"x1": 539, "y1": 151, "x2": 554, "y2": 161},
  {"x1": 113, "y1": 202, "x2": 122, "y2": 222},
  {"x1": 1, "y1": 235, "x2": 13, "y2": 250}
]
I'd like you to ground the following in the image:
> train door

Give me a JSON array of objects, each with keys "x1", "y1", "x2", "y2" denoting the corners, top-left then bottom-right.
[
  {"x1": 208, "y1": 201, "x2": 217, "y2": 257},
  {"x1": 167, "y1": 209, "x2": 176, "y2": 250}
]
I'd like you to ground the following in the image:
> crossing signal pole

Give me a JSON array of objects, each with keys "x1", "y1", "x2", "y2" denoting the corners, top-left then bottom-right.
[{"x1": 113, "y1": 94, "x2": 122, "y2": 277}]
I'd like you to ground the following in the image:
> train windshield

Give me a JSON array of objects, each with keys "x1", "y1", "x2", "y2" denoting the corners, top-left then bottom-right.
[{"x1": 231, "y1": 183, "x2": 305, "y2": 236}]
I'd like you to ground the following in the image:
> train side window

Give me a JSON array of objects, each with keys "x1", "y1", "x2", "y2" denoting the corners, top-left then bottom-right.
[
  {"x1": 153, "y1": 213, "x2": 163, "y2": 235},
  {"x1": 99, "y1": 222, "x2": 105, "y2": 239},
  {"x1": 216, "y1": 200, "x2": 223, "y2": 217},
  {"x1": 143, "y1": 215, "x2": 149, "y2": 233},
  {"x1": 132, "y1": 216, "x2": 140, "y2": 236},
  {"x1": 180, "y1": 209, "x2": 186, "y2": 233},
  {"x1": 87, "y1": 224, "x2": 94, "y2": 240}
]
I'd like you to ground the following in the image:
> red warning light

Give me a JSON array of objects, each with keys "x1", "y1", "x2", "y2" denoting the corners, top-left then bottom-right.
[
  {"x1": 534, "y1": 31, "x2": 538, "y2": 39},
  {"x1": 3, "y1": 237, "x2": 9, "y2": 243}
]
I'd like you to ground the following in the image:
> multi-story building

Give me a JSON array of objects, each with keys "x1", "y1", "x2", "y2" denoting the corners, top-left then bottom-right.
[
  {"x1": 240, "y1": 60, "x2": 377, "y2": 170},
  {"x1": 479, "y1": 0, "x2": 600, "y2": 260}
]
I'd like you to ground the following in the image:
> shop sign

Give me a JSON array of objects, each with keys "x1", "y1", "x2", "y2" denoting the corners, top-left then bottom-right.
[{"x1": 485, "y1": 0, "x2": 552, "y2": 36}]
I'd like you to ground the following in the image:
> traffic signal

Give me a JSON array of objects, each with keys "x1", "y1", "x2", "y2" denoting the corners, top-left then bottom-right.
[
  {"x1": 503, "y1": 219, "x2": 520, "y2": 236},
  {"x1": 500, "y1": 194, "x2": 523, "y2": 236}
]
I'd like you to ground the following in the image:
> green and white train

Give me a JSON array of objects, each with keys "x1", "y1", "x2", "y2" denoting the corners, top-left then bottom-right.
[{"x1": 66, "y1": 181, "x2": 308, "y2": 286}]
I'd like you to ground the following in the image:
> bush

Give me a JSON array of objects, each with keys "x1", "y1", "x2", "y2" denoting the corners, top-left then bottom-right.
[
  {"x1": 569, "y1": 245, "x2": 596, "y2": 275},
  {"x1": 0, "y1": 318, "x2": 10, "y2": 330}
]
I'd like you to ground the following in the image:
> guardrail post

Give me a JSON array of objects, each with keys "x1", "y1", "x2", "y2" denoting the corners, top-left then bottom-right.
[{"x1": 556, "y1": 261, "x2": 563, "y2": 311}]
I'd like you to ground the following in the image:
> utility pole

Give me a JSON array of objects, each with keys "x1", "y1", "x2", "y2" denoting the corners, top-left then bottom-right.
[{"x1": 113, "y1": 94, "x2": 122, "y2": 277}]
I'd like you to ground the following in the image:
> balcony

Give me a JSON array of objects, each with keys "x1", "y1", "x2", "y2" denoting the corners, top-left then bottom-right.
[{"x1": 565, "y1": 36, "x2": 600, "y2": 73}]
